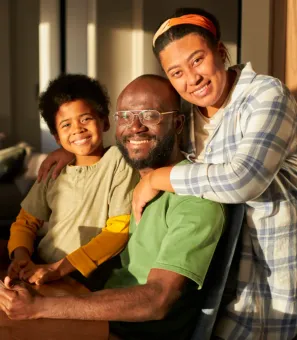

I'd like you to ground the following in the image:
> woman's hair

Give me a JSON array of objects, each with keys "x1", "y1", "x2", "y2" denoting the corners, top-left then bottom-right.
[
  {"x1": 153, "y1": 8, "x2": 229, "y2": 63},
  {"x1": 39, "y1": 74, "x2": 110, "y2": 134}
]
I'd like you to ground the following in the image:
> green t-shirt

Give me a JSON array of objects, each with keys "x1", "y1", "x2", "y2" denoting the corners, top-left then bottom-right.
[
  {"x1": 106, "y1": 191, "x2": 225, "y2": 291},
  {"x1": 107, "y1": 179, "x2": 225, "y2": 340}
]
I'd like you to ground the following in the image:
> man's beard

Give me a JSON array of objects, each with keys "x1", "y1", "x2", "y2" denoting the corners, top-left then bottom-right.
[{"x1": 116, "y1": 131, "x2": 175, "y2": 170}]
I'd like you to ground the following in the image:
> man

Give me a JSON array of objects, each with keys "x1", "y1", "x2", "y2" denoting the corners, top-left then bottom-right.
[{"x1": 0, "y1": 75, "x2": 225, "y2": 340}]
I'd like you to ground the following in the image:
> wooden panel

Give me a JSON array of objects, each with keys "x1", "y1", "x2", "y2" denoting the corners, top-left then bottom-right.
[
  {"x1": 270, "y1": 0, "x2": 287, "y2": 82},
  {"x1": 286, "y1": 0, "x2": 297, "y2": 98}
]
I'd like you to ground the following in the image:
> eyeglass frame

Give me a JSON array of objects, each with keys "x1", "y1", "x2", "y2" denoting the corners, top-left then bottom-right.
[{"x1": 113, "y1": 109, "x2": 179, "y2": 127}]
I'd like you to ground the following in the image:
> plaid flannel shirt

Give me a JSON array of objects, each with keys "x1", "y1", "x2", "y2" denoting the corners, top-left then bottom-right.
[{"x1": 171, "y1": 63, "x2": 297, "y2": 340}]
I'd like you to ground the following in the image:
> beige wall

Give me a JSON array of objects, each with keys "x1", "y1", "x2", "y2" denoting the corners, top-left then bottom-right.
[
  {"x1": 10, "y1": 0, "x2": 40, "y2": 150},
  {"x1": 241, "y1": 0, "x2": 272, "y2": 75},
  {"x1": 0, "y1": 1, "x2": 11, "y2": 143}
]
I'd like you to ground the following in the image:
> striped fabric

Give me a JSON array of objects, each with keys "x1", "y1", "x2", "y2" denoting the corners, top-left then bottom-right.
[{"x1": 171, "y1": 63, "x2": 297, "y2": 339}]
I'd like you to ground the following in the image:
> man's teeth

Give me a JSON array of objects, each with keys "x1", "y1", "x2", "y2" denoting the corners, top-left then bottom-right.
[
  {"x1": 73, "y1": 138, "x2": 89, "y2": 145},
  {"x1": 129, "y1": 140, "x2": 150, "y2": 145}
]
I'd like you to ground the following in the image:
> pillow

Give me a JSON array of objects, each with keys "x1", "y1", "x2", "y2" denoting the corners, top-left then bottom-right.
[{"x1": 0, "y1": 144, "x2": 27, "y2": 181}]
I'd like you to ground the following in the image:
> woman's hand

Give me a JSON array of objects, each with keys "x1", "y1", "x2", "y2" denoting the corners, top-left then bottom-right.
[
  {"x1": 37, "y1": 148, "x2": 74, "y2": 182},
  {"x1": 132, "y1": 172, "x2": 160, "y2": 224},
  {"x1": 132, "y1": 167, "x2": 175, "y2": 224}
]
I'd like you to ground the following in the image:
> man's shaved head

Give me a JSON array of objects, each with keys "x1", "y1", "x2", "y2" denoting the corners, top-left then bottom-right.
[{"x1": 117, "y1": 74, "x2": 180, "y2": 112}]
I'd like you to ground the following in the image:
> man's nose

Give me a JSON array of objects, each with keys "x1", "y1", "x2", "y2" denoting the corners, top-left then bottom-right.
[{"x1": 129, "y1": 114, "x2": 147, "y2": 133}]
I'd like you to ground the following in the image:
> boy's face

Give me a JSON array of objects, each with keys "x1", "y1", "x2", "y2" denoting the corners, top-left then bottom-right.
[{"x1": 54, "y1": 99, "x2": 108, "y2": 160}]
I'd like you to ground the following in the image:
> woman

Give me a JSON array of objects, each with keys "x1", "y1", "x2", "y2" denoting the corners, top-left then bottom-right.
[{"x1": 132, "y1": 7, "x2": 297, "y2": 340}]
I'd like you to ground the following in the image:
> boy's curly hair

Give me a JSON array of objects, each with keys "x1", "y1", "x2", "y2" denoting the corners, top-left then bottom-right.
[{"x1": 39, "y1": 74, "x2": 110, "y2": 134}]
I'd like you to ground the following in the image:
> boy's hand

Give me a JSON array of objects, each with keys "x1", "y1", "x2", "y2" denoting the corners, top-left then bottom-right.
[
  {"x1": 38, "y1": 148, "x2": 74, "y2": 182},
  {"x1": 7, "y1": 247, "x2": 31, "y2": 280},
  {"x1": 19, "y1": 262, "x2": 62, "y2": 285}
]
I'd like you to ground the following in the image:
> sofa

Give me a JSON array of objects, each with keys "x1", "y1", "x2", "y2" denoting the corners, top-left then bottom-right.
[{"x1": 0, "y1": 143, "x2": 47, "y2": 239}]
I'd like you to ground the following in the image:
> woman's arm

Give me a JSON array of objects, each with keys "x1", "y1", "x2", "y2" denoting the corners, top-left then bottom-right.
[{"x1": 133, "y1": 84, "x2": 297, "y2": 222}]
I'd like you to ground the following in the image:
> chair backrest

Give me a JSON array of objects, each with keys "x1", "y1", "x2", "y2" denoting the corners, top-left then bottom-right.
[{"x1": 190, "y1": 204, "x2": 245, "y2": 340}]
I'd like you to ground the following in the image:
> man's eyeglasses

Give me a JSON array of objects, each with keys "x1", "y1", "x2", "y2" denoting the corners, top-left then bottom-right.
[{"x1": 113, "y1": 110, "x2": 178, "y2": 127}]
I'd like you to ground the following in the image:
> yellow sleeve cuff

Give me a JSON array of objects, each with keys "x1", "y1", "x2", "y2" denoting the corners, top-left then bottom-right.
[
  {"x1": 66, "y1": 214, "x2": 130, "y2": 277},
  {"x1": 8, "y1": 208, "x2": 43, "y2": 258}
]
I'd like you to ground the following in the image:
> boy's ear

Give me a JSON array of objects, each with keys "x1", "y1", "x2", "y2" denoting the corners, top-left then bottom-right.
[
  {"x1": 103, "y1": 117, "x2": 110, "y2": 132},
  {"x1": 54, "y1": 134, "x2": 61, "y2": 145}
]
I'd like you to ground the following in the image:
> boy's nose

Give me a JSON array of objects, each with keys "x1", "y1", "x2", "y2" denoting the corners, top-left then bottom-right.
[{"x1": 72, "y1": 121, "x2": 85, "y2": 134}]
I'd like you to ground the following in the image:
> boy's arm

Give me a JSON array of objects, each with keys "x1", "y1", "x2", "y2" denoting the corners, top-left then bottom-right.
[
  {"x1": 25, "y1": 215, "x2": 130, "y2": 283},
  {"x1": 64, "y1": 215, "x2": 130, "y2": 277},
  {"x1": 8, "y1": 208, "x2": 43, "y2": 259}
]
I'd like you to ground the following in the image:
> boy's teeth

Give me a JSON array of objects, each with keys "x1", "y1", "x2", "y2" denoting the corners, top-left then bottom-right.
[{"x1": 74, "y1": 138, "x2": 88, "y2": 145}]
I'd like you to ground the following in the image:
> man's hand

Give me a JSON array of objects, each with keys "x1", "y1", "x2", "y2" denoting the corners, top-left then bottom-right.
[
  {"x1": 0, "y1": 277, "x2": 41, "y2": 320},
  {"x1": 37, "y1": 148, "x2": 74, "y2": 182}
]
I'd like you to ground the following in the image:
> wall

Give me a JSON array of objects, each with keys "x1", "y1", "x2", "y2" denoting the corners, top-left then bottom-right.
[
  {"x1": 10, "y1": 0, "x2": 40, "y2": 150},
  {"x1": 241, "y1": 0, "x2": 271, "y2": 74},
  {"x1": 0, "y1": 1, "x2": 11, "y2": 143}
]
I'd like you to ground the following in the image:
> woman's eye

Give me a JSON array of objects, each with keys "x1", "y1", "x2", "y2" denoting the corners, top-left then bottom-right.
[
  {"x1": 171, "y1": 70, "x2": 182, "y2": 78},
  {"x1": 193, "y1": 58, "x2": 201, "y2": 66}
]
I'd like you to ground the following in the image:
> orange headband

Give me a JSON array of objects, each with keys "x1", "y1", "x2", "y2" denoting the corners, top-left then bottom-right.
[{"x1": 153, "y1": 14, "x2": 217, "y2": 47}]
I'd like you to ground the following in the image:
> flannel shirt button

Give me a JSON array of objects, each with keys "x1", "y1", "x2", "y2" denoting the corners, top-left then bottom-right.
[{"x1": 207, "y1": 147, "x2": 212, "y2": 153}]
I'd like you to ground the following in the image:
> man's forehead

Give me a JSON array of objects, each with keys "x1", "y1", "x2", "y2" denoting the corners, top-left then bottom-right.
[{"x1": 117, "y1": 90, "x2": 163, "y2": 111}]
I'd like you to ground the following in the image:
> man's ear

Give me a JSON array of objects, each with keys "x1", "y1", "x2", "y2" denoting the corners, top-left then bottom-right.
[
  {"x1": 103, "y1": 117, "x2": 110, "y2": 132},
  {"x1": 174, "y1": 114, "x2": 185, "y2": 135},
  {"x1": 54, "y1": 134, "x2": 61, "y2": 145}
]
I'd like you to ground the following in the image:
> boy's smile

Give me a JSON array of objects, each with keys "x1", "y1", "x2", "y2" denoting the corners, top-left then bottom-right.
[{"x1": 55, "y1": 99, "x2": 107, "y2": 166}]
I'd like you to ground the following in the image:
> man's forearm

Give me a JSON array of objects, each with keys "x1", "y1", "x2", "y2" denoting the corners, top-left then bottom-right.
[{"x1": 36, "y1": 282, "x2": 176, "y2": 322}]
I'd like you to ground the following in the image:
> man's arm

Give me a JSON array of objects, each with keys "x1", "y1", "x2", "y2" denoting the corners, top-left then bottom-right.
[{"x1": 0, "y1": 268, "x2": 187, "y2": 321}]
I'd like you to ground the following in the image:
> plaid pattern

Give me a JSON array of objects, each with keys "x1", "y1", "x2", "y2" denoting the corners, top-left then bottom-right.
[{"x1": 171, "y1": 63, "x2": 297, "y2": 339}]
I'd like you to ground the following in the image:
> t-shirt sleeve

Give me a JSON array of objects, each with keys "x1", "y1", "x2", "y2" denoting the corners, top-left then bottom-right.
[
  {"x1": 153, "y1": 198, "x2": 225, "y2": 289},
  {"x1": 21, "y1": 175, "x2": 52, "y2": 221},
  {"x1": 108, "y1": 148, "x2": 139, "y2": 218},
  {"x1": 67, "y1": 214, "x2": 130, "y2": 277}
]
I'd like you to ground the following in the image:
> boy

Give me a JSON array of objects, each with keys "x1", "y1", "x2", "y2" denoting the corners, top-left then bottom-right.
[{"x1": 7, "y1": 74, "x2": 138, "y2": 288}]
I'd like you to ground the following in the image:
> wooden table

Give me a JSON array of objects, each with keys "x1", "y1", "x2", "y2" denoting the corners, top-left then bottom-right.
[{"x1": 0, "y1": 240, "x2": 109, "y2": 340}]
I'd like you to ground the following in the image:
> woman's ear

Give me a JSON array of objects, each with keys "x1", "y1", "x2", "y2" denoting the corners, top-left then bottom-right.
[{"x1": 217, "y1": 41, "x2": 228, "y2": 64}]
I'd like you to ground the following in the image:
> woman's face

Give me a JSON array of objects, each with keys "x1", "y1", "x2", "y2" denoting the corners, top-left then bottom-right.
[{"x1": 159, "y1": 33, "x2": 228, "y2": 109}]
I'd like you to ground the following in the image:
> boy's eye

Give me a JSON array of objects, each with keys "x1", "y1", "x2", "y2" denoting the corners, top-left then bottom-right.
[
  {"x1": 62, "y1": 123, "x2": 70, "y2": 129},
  {"x1": 82, "y1": 116, "x2": 93, "y2": 123}
]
